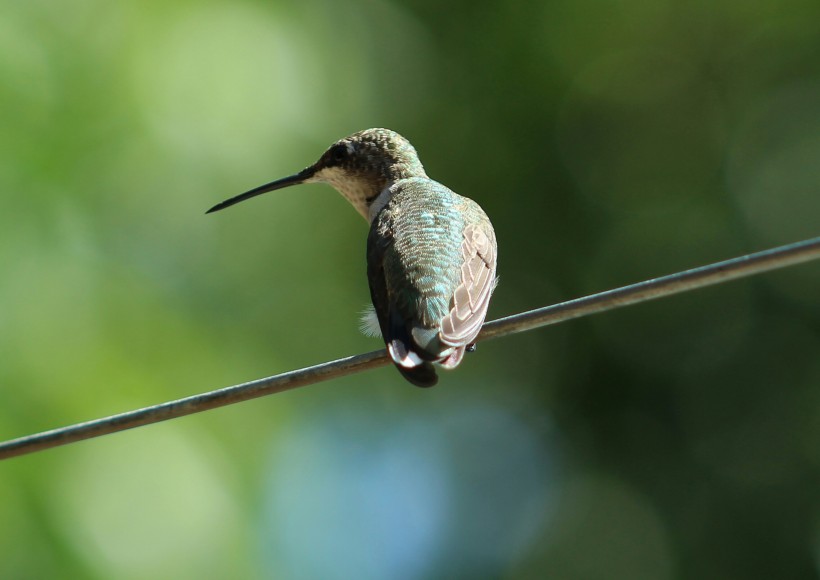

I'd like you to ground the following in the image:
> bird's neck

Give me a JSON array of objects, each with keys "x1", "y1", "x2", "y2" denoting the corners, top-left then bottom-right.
[
  {"x1": 318, "y1": 168, "x2": 381, "y2": 221},
  {"x1": 322, "y1": 165, "x2": 427, "y2": 223}
]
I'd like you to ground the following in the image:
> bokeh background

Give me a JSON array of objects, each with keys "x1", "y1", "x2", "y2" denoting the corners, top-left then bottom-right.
[{"x1": 2, "y1": 0, "x2": 819, "y2": 578}]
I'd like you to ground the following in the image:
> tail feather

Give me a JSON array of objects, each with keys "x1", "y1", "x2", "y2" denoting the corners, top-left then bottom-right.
[
  {"x1": 381, "y1": 309, "x2": 449, "y2": 388},
  {"x1": 397, "y1": 362, "x2": 438, "y2": 388},
  {"x1": 439, "y1": 346, "x2": 465, "y2": 370},
  {"x1": 387, "y1": 339, "x2": 425, "y2": 368}
]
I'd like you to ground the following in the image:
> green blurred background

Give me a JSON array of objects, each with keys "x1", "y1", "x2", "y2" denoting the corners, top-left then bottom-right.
[{"x1": 2, "y1": 0, "x2": 819, "y2": 578}]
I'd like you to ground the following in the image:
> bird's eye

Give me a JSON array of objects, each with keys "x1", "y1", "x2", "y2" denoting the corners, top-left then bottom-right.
[{"x1": 330, "y1": 144, "x2": 348, "y2": 163}]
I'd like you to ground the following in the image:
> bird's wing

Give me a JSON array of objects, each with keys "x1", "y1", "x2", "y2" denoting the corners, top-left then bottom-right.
[
  {"x1": 439, "y1": 222, "x2": 497, "y2": 347},
  {"x1": 367, "y1": 220, "x2": 439, "y2": 387},
  {"x1": 366, "y1": 223, "x2": 392, "y2": 341}
]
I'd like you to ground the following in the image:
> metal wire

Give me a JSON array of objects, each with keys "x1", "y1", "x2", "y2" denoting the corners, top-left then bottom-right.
[{"x1": 1, "y1": 235, "x2": 818, "y2": 460}]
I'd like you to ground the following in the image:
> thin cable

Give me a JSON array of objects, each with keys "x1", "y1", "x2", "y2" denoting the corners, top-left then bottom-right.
[{"x1": 1, "y1": 236, "x2": 818, "y2": 460}]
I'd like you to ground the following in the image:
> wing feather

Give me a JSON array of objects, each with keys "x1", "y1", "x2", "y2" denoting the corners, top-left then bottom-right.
[{"x1": 440, "y1": 222, "x2": 497, "y2": 347}]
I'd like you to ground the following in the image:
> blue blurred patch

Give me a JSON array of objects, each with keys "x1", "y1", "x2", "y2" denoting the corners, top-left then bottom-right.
[{"x1": 258, "y1": 402, "x2": 558, "y2": 579}]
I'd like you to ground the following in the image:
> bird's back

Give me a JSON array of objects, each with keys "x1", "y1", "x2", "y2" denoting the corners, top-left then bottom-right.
[{"x1": 368, "y1": 176, "x2": 496, "y2": 385}]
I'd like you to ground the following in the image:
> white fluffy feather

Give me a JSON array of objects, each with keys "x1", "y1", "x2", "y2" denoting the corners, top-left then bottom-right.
[{"x1": 358, "y1": 304, "x2": 382, "y2": 337}]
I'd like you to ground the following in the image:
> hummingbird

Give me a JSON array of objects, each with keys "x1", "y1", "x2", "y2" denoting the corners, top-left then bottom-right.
[{"x1": 207, "y1": 128, "x2": 497, "y2": 387}]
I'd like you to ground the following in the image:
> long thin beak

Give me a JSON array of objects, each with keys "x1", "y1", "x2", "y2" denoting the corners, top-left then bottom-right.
[{"x1": 206, "y1": 166, "x2": 315, "y2": 214}]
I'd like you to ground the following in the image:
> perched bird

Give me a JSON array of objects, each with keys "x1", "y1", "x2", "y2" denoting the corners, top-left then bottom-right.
[{"x1": 207, "y1": 128, "x2": 497, "y2": 387}]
